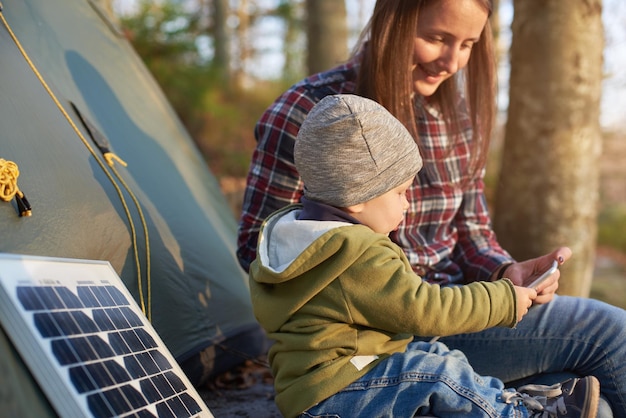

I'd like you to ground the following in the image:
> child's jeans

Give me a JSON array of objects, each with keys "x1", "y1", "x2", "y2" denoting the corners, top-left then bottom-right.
[
  {"x1": 300, "y1": 340, "x2": 528, "y2": 417},
  {"x1": 300, "y1": 295, "x2": 625, "y2": 417}
]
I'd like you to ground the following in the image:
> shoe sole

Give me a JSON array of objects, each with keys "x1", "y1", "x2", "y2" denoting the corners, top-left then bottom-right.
[{"x1": 582, "y1": 376, "x2": 600, "y2": 418}]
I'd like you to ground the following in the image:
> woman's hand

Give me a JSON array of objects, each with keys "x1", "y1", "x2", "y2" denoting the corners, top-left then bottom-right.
[{"x1": 499, "y1": 247, "x2": 572, "y2": 305}]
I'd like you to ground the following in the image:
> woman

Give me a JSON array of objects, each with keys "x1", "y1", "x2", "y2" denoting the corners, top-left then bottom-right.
[{"x1": 237, "y1": 0, "x2": 626, "y2": 414}]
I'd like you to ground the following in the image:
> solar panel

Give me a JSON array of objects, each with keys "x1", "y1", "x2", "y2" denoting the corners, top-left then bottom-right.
[{"x1": 0, "y1": 253, "x2": 214, "y2": 418}]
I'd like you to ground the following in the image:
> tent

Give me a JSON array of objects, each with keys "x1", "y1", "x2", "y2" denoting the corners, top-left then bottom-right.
[{"x1": 0, "y1": 0, "x2": 266, "y2": 413}]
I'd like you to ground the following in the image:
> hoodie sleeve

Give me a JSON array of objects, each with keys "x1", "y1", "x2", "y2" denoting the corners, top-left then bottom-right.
[{"x1": 341, "y1": 232, "x2": 518, "y2": 337}]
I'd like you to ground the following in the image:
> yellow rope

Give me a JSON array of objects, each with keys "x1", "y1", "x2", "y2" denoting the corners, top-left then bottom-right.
[
  {"x1": 104, "y1": 152, "x2": 128, "y2": 167},
  {"x1": 0, "y1": 158, "x2": 32, "y2": 216},
  {"x1": 0, "y1": 8, "x2": 151, "y2": 320},
  {"x1": 107, "y1": 161, "x2": 152, "y2": 321},
  {"x1": 0, "y1": 158, "x2": 20, "y2": 202}
]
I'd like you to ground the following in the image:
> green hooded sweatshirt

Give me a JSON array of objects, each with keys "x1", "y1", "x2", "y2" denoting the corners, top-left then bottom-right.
[{"x1": 249, "y1": 205, "x2": 518, "y2": 418}]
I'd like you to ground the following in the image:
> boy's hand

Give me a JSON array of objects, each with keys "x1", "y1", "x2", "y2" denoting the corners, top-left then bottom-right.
[{"x1": 513, "y1": 286, "x2": 538, "y2": 322}]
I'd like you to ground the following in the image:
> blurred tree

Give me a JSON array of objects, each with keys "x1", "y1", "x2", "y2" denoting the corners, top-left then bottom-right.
[
  {"x1": 274, "y1": 1, "x2": 306, "y2": 82},
  {"x1": 119, "y1": 1, "x2": 210, "y2": 134},
  {"x1": 232, "y1": 0, "x2": 251, "y2": 87},
  {"x1": 114, "y1": 0, "x2": 354, "y2": 179},
  {"x1": 173, "y1": 0, "x2": 231, "y2": 85},
  {"x1": 306, "y1": 0, "x2": 347, "y2": 74},
  {"x1": 490, "y1": 0, "x2": 501, "y2": 62},
  {"x1": 210, "y1": 0, "x2": 231, "y2": 82},
  {"x1": 494, "y1": 0, "x2": 604, "y2": 296},
  {"x1": 97, "y1": 0, "x2": 115, "y2": 18}
]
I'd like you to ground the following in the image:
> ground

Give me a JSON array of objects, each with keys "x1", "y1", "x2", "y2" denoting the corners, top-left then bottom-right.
[{"x1": 199, "y1": 358, "x2": 281, "y2": 417}]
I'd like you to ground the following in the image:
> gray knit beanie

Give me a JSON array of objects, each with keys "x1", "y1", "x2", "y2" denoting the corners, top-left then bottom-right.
[{"x1": 294, "y1": 94, "x2": 422, "y2": 207}]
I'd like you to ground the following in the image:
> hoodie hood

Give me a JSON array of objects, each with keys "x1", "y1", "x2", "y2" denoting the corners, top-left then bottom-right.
[
  {"x1": 249, "y1": 204, "x2": 375, "y2": 333},
  {"x1": 255, "y1": 204, "x2": 353, "y2": 279}
]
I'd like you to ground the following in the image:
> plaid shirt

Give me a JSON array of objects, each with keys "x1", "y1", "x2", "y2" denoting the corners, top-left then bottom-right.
[{"x1": 237, "y1": 57, "x2": 513, "y2": 284}]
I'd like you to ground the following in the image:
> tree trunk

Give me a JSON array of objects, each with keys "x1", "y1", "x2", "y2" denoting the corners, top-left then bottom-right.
[
  {"x1": 306, "y1": 0, "x2": 348, "y2": 74},
  {"x1": 490, "y1": 0, "x2": 500, "y2": 62},
  {"x1": 232, "y1": 0, "x2": 252, "y2": 88},
  {"x1": 278, "y1": 2, "x2": 305, "y2": 82},
  {"x1": 211, "y1": 0, "x2": 231, "y2": 83},
  {"x1": 493, "y1": 0, "x2": 604, "y2": 296}
]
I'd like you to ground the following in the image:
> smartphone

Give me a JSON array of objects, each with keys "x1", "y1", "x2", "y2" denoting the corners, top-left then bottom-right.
[{"x1": 527, "y1": 260, "x2": 559, "y2": 289}]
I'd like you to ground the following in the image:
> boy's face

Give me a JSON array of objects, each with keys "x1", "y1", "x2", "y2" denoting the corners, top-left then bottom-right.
[{"x1": 348, "y1": 178, "x2": 413, "y2": 235}]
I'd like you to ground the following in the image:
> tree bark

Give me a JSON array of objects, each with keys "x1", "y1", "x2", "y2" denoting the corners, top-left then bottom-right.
[
  {"x1": 306, "y1": 0, "x2": 348, "y2": 74},
  {"x1": 494, "y1": 0, "x2": 604, "y2": 296},
  {"x1": 211, "y1": 0, "x2": 231, "y2": 83}
]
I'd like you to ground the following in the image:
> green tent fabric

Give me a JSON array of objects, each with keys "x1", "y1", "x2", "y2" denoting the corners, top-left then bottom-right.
[{"x1": 0, "y1": 0, "x2": 266, "y2": 408}]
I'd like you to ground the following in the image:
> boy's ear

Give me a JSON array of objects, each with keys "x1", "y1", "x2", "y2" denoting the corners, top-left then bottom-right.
[{"x1": 344, "y1": 203, "x2": 365, "y2": 214}]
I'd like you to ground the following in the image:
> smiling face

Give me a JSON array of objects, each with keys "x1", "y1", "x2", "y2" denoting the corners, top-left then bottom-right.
[{"x1": 412, "y1": 0, "x2": 489, "y2": 97}]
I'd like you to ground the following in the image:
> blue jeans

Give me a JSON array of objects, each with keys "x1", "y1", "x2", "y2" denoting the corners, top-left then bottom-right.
[
  {"x1": 437, "y1": 295, "x2": 626, "y2": 416},
  {"x1": 300, "y1": 296, "x2": 626, "y2": 417},
  {"x1": 301, "y1": 341, "x2": 530, "y2": 417}
]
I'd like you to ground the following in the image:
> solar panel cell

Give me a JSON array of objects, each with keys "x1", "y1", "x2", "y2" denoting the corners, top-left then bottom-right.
[
  {"x1": 87, "y1": 392, "x2": 117, "y2": 418},
  {"x1": 70, "y1": 363, "x2": 105, "y2": 393},
  {"x1": 140, "y1": 375, "x2": 165, "y2": 401},
  {"x1": 136, "y1": 350, "x2": 168, "y2": 375},
  {"x1": 130, "y1": 409, "x2": 158, "y2": 418},
  {"x1": 56, "y1": 286, "x2": 84, "y2": 308},
  {"x1": 157, "y1": 376, "x2": 179, "y2": 397},
  {"x1": 156, "y1": 393, "x2": 202, "y2": 418}
]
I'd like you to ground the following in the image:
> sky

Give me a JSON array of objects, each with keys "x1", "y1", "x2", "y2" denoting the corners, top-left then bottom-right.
[
  {"x1": 114, "y1": 0, "x2": 626, "y2": 128},
  {"x1": 598, "y1": 0, "x2": 626, "y2": 128}
]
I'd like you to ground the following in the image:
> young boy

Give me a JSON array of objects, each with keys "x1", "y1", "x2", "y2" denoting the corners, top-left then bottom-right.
[{"x1": 248, "y1": 94, "x2": 599, "y2": 418}]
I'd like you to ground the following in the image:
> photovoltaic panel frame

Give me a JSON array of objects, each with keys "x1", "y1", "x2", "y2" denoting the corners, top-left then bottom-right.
[{"x1": 0, "y1": 253, "x2": 214, "y2": 418}]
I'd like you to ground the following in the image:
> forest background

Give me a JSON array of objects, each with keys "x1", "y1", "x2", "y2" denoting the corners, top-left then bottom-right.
[{"x1": 101, "y1": 0, "x2": 625, "y2": 308}]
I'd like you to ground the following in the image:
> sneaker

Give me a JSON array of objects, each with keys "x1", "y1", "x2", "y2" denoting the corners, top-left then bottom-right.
[{"x1": 502, "y1": 376, "x2": 600, "y2": 417}]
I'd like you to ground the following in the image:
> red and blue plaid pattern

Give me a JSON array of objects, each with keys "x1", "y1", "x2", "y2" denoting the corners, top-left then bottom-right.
[{"x1": 237, "y1": 57, "x2": 512, "y2": 284}]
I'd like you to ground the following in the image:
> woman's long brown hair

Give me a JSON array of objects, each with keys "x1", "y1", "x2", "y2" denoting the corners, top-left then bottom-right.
[{"x1": 353, "y1": 0, "x2": 496, "y2": 182}]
